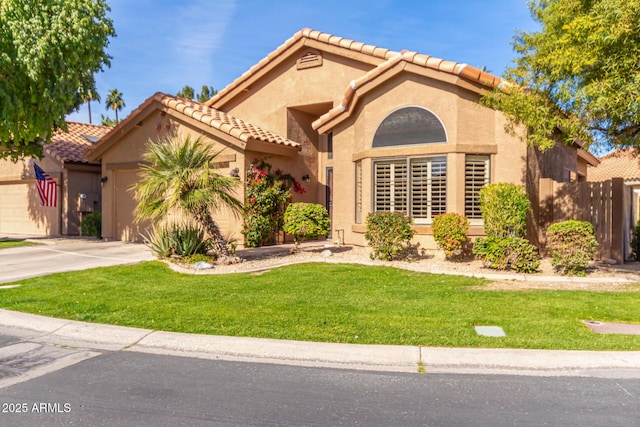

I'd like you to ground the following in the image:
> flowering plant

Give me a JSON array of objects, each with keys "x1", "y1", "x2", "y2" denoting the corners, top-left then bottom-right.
[{"x1": 243, "y1": 158, "x2": 306, "y2": 247}]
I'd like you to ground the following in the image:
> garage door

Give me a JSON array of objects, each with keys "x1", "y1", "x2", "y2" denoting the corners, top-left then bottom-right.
[
  {"x1": 0, "y1": 182, "x2": 59, "y2": 236},
  {"x1": 113, "y1": 170, "x2": 150, "y2": 242}
]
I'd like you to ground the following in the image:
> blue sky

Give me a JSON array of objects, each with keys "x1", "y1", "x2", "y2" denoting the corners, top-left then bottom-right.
[{"x1": 66, "y1": 0, "x2": 538, "y2": 124}]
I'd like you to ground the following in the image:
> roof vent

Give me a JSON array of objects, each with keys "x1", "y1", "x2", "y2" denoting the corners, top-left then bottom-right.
[
  {"x1": 81, "y1": 134, "x2": 101, "y2": 144},
  {"x1": 296, "y1": 50, "x2": 323, "y2": 70}
]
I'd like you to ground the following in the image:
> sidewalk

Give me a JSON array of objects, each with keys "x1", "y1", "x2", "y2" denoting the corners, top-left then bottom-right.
[{"x1": 1, "y1": 309, "x2": 640, "y2": 379}]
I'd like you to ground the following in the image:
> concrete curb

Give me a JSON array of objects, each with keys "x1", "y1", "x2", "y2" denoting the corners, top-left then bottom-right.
[{"x1": 2, "y1": 309, "x2": 640, "y2": 378}]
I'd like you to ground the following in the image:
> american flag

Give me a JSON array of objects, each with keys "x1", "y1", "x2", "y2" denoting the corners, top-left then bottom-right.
[{"x1": 33, "y1": 162, "x2": 57, "y2": 207}]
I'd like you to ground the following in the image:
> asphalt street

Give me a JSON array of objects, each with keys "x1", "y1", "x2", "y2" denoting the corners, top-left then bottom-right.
[{"x1": 0, "y1": 347, "x2": 639, "y2": 426}]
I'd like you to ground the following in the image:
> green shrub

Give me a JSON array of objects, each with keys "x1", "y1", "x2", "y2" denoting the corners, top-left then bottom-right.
[
  {"x1": 243, "y1": 158, "x2": 305, "y2": 247},
  {"x1": 631, "y1": 220, "x2": 640, "y2": 261},
  {"x1": 479, "y1": 183, "x2": 530, "y2": 238},
  {"x1": 283, "y1": 203, "x2": 331, "y2": 250},
  {"x1": 432, "y1": 213, "x2": 470, "y2": 259},
  {"x1": 81, "y1": 211, "x2": 101, "y2": 238},
  {"x1": 473, "y1": 236, "x2": 540, "y2": 273},
  {"x1": 143, "y1": 222, "x2": 207, "y2": 258},
  {"x1": 365, "y1": 211, "x2": 415, "y2": 261},
  {"x1": 546, "y1": 220, "x2": 598, "y2": 275}
]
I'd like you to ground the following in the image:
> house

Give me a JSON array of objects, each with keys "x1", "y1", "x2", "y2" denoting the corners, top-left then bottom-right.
[
  {"x1": 588, "y1": 148, "x2": 640, "y2": 224},
  {"x1": 0, "y1": 122, "x2": 109, "y2": 237},
  {"x1": 588, "y1": 148, "x2": 640, "y2": 255},
  {"x1": 88, "y1": 28, "x2": 598, "y2": 248}
]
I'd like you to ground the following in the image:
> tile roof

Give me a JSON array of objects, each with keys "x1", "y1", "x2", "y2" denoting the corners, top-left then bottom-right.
[
  {"x1": 156, "y1": 93, "x2": 299, "y2": 148},
  {"x1": 88, "y1": 93, "x2": 299, "y2": 161},
  {"x1": 46, "y1": 121, "x2": 110, "y2": 164},
  {"x1": 312, "y1": 49, "x2": 503, "y2": 131},
  {"x1": 588, "y1": 148, "x2": 640, "y2": 182},
  {"x1": 206, "y1": 28, "x2": 505, "y2": 109}
]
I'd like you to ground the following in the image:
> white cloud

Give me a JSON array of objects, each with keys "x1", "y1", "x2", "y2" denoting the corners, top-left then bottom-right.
[{"x1": 168, "y1": 0, "x2": 237, "y2": 87}]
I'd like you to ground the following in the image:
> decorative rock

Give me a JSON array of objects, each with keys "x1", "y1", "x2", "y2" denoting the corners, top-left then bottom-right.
[
  {"x1": 606, "y1": 259, "x2": 618, "y2": 265},
  {"x1": 321, "y1": 249, "x2": 333, "y2": 258},
  {"x1": 193, "y1": 261, "x2": 214, "y2": 270}
]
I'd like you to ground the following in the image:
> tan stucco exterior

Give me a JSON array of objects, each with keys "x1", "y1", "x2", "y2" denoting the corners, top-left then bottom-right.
[
  {"x1": 0, "y1": 122, "x2": 106, "y2": 237},
  {"x1": 89, "y1": 29, "x2": 597, "y2": 250}
]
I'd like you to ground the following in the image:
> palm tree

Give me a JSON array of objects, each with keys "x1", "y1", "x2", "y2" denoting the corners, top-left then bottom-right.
[
  {"x1": 105, "y1": 88, "x2": 125, "y2": 124},
  {"x1": 131, "y1": 135, "x2": 242, "y2": 257},
  {"x1": 84, "y1": 90, "x2": 100, "y2": 124}
]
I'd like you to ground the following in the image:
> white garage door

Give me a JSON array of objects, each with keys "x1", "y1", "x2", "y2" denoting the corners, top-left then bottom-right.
[{"x1": 0, "y1": 182, "x2": 59, "y2": 236}]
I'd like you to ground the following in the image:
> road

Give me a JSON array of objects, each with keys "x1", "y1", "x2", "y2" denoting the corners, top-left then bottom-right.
[{"x1": 1, "y1": 333, "x2": 639, "y2": 426}]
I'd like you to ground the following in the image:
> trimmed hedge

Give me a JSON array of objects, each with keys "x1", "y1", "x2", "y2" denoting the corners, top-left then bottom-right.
[
  {"x1": 546, "y1": 220, "x2": 598, "y2": 275},
  {"x1": 479, "y1": 183, "x2": 530, "y2": 238},
  {"x1": 365, "y1": 212, "x2": 415, "y2": 261},
  {"x1": 283, "y1": 202, "x2": 331, "y2": 249},
  {"x1": 432, "y1": 213, "x2": 469, "y2": 259},
  {"x1": 473, "y1": 236, "x2": 540, "y2": 274}
]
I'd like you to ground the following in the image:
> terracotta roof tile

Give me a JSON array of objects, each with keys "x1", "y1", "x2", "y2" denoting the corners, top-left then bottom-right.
[
  {"x1": 206, "y1": 28, "x2": 402, "y2": 107},
  {"x1": 312, "y1": 49, "x2": 504, "y2": 131},
  {"x1": 88, "y1": 93, "x2": 300, "y2": 160},
  {"x1": 46, "y1": 121, "x2": 110, "y2": 164},
  {"x1": 588, "y1": 148, "x2": 640, "y2": 182}
]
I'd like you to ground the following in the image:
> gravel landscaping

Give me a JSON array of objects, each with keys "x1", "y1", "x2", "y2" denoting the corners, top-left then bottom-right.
[{"x1": 171, "y1": 243, "x2": 640, "y2": 292}]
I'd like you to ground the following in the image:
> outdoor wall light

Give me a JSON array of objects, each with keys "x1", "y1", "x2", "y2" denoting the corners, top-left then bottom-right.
[
  {"x1": 100, "y1": 176, "x2": 108, "y2": 184},
  {"x1": 230, "y1": 167, "x2": 240, "y2": 178},
  {"x1": 302, "y1": 174, "x2": 310, "y2": 183}
]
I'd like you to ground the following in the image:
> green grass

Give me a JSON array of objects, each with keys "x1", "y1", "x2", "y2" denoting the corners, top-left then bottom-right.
[
  {"x1": 0, "y1": 240, "x2": 38, "y2": 249},
  {"x1": 1, "y1": 261, "x2": 639, "y2": 350}
]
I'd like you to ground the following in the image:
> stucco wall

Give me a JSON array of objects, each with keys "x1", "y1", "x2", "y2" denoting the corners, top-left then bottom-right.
[
  {"x1": 99, "y1": 110, "x2": 246, "y2": 242},
  {"x1": 219, "y1": 49, "x2": 373, "y2": 137},
  {"x1": 329, "y1": 73, "x2": 528, "y2": 248}
]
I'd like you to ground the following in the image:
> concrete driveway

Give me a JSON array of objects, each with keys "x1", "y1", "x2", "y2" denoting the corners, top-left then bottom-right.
[{"x1": 0, "y1": 239, "x2": 155, "y2": 284}]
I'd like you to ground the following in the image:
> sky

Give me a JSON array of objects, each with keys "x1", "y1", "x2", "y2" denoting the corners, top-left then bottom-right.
[{"x1": 66, "y1": 0, "x2": 539, "y2": 124}]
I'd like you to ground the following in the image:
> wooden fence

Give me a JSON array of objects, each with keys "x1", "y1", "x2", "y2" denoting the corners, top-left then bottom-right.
[{"x1": 533, "y1": 177, "x2": 629, "y2": 263}]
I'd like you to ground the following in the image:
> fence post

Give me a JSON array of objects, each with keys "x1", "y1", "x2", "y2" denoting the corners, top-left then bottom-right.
[
  {"x1": 610, "y1": 178, "x2": 625, "y2": 264},
  {"x1": 537, "y1": 178, "x2": 555, "y2": 256}
]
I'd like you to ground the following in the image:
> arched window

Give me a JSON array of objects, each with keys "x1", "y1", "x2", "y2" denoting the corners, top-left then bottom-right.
[{"x1": 372, "y1": 106, "x2": 446, "y2": 148}]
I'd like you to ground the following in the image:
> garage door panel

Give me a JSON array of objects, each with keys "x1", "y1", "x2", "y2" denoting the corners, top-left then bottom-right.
[
  {"x1": 114, "y1": 171, "x2": 150, "y2": 242},
  {"x1": 0, "y1": 183, "x2": 57, "y2": 236}
]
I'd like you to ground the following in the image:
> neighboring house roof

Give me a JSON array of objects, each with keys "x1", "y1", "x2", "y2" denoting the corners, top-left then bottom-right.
[
  {"x1": 46, "y1": 121, "x2": 110, "y2": 165},
  {"x1": 206, "y1": 28, "x2": 504, "y2": 110},
  {"x1": 87, "y1": 93, "x2": 300, "y2": 162},
  {"x1": 588, "y1": 148, "x2": 640, "y2": 182}
]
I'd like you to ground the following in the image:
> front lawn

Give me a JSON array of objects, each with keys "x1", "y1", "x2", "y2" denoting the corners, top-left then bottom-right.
[
  {"x1": 0, "y1": 240, "x2": 38, "y2": 250},
  {"x1": 1, "y1": 262, "x2": 639, "y2": 350}
]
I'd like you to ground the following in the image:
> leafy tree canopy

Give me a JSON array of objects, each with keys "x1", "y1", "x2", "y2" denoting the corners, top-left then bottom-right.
[
  {"x1": 0, "y1": 0, "x2": 116, "y2": 160},
  {"x1": 482, "y1": 0, "x2": 640, "y2": 151}
]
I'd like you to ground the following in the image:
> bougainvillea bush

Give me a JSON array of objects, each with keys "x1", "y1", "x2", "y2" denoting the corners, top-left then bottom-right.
[{"x1": 243, "y1": 158, "x2": 306, "y2": 247}]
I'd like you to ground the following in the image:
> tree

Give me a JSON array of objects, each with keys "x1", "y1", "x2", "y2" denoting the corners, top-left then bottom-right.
[
  {"x1": 105, "y1": 89, "x2": 125, "y2": 124},
  {"x1": 0, "y1": 0, "x2": 115, "y2": 160},
  {"x1": 100, "y1": 114, "x2": 117, "y2": 127},
  {"x1": 176, "y1": 85, "x2": 217, "y2": 102},
  {"x1": 481, "y1": 0, "x2": 640, "y2": 151},
  {"x1": 84, "y1": 90, "x2": 100, "y2": 124},
  {"x1": 131, "y1": 135, "x2": 242, "y2": 257},
  {"x1": 197, "y1": 85, "x2": 217, "y2": 103},
  {"x1": 176, "y1": 85, "x2": 195, "y2": 100}
]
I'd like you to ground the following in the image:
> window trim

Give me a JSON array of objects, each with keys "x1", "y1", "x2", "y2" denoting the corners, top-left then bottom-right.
[
  {"x1": 372, "y1": 155, "x2": 447, "y2": 225},
  {"x1": 464, "y1": 154, "x2": 490, "y2": 225}
]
